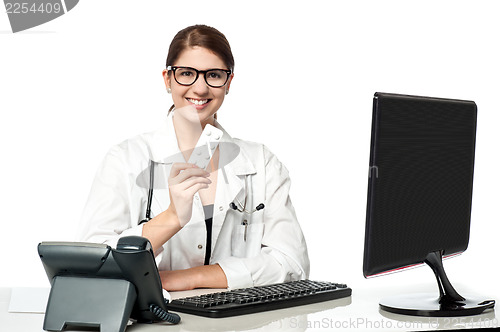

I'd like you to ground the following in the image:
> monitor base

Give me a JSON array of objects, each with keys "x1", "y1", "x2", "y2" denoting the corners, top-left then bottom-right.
[
  {"x1": 379, "y1": 251, "x2": 495, "y2": 317},
  {"x1": 380, "y1": 293, "x2": 495, "y2": 317}
]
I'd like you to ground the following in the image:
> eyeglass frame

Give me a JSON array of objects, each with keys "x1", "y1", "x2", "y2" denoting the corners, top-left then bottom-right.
[{"x1": 166, "y1": 66, "x2": 232, "y2": 88}]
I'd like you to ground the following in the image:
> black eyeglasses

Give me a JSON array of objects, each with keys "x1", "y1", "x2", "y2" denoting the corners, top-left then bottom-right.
[{"x1": 167, "y1": 66, "x2": 232, "y2": 88}]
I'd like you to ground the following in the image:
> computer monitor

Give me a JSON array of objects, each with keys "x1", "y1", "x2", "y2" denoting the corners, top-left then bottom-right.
[{"x1": 363, "y1": 92, "x2": 495, "y2": 316}]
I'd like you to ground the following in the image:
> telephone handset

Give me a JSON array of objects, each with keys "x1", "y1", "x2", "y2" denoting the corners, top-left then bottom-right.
[
  {"x1": 114, "y1": 236, "x2": 180, "y2": 323},
  {"x1": 38, "y1": 236, "x2": 180, "y2": 332}
]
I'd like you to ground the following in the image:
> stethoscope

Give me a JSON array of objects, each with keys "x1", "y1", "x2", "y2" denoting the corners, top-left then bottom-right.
[
  {"x1": 229, "y1": 188, "x2": 265, "y2": 214},
  {"x1": 139, "y1": 160, "x2": 156, "y2": 224},
  {"x1": 228, "y1": 176, "x2": 265, "y2": 242},
  {"x1": 229, "y1": 201, "x2": 265, "y2": 214},
  {"x1": 140, "y1": 160, "x2": 264, "y2": 225},
  {"x1": 228, "y1": 171, "x2": 265, "y2": 214}
]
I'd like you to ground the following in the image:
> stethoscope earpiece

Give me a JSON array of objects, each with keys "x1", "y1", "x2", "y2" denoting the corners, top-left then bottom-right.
[
  {"x1": 229, "y1": 201, "x2": 265, "y2": 214},
  {"x1": 229, "y1": 202, "x2": 239, "y2": 211}
]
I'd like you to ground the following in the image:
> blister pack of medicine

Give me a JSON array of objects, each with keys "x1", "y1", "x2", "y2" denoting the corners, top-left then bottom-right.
[{"x1": 187, "y1": 124, "x2": 223, "y2": 170}]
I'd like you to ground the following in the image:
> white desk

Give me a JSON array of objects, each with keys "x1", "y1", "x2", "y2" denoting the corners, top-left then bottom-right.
[{"x1": 2, "y1": 284, "x2": 497, "y2": 331}]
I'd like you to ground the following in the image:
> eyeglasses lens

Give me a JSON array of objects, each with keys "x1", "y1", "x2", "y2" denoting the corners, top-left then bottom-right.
[{"x1": 205, "y1": 70, "x2": 228, "y2": 87}]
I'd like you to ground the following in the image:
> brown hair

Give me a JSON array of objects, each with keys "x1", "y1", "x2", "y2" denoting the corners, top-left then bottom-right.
[{"x1": 166, "y1": 25, "x2": 235, "y2": 115}]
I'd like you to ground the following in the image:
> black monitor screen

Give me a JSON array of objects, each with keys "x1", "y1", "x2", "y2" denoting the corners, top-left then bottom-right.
[{"x1": 363, "y1": 92, "x2": 477, "y2": 277}]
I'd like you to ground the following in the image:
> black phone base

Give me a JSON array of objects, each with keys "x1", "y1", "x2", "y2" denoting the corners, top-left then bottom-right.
[
  {"x1": 43, "y1": 276, "x2": 137, "y2": 332},
  {"x1": 379, "y1": 251, "x2": 495, "y2": 317}
]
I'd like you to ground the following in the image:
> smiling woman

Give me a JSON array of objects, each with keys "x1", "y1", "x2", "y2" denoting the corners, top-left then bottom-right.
[
  {"x1": 77, "y1": 24, "x2": 310, "y2": 291},
  {"x1": 163, "y1": 46, "x2": 231, "y2": 126},
  {"x1": 163, "y1": 25, "x2": 235, "y2": 118}
]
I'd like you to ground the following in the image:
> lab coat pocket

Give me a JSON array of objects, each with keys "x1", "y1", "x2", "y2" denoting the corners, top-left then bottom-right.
[{"x1": 231, "y1": 222, "x2": 264, "y2": 258}]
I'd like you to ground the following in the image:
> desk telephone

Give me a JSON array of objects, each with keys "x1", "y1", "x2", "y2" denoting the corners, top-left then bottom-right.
[{"x1": 38, "y1": 236, "x2": 180, "y2": 332}]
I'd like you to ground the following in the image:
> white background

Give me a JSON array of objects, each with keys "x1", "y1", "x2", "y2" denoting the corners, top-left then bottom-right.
[{"x1": 1, "y1": 0, "x2": 499, "y2": 303}]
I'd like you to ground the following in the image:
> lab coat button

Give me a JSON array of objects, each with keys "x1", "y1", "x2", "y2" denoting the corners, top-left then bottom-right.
[
  {"x1": 219, "y1": 206, "x2": 224, "y2": 212},
  {"x1": 198, "y1": 244, "x2": 203, "y2": 249}
]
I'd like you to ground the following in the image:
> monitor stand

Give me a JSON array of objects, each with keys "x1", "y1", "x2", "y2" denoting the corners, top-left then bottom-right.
[{"x1": 379, "y1": 251, "x2": 495, "y2": 317}]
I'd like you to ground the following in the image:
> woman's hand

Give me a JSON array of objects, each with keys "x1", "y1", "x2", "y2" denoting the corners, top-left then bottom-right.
[
  {"x1": 168, "y1": 163, "x2": 211, "y2": 227},
  {"x1": 142, "y1": 163, "x2": 210, "y2": 253},
  {"x1": 160, "y1": 265, "x2": 228, "y2": 291}
]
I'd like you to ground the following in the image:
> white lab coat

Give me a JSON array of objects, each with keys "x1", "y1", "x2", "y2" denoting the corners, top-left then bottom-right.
[{"x1": 77, "y1": 114, "x2": 310, "y2": 289}]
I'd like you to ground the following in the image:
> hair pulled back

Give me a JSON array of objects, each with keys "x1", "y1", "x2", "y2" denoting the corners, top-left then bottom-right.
[{"x1": 167, "y1": 24, "x2": 234, "y2": 71}]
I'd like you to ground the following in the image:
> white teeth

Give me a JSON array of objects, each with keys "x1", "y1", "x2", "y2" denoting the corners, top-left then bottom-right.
[{"x1": 188, "y1": 99, "x2": 209, "y2": 106}]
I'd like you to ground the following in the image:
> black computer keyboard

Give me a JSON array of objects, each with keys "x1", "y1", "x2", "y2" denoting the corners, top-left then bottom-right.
[{"x1": 166, "y1": 280, "x2": 351, "y2": 318}]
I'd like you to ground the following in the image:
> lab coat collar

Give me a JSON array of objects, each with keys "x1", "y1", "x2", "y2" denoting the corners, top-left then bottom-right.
[
  {"x1": 210, "y1": 118, "x2": 257, "y2": 239},
  {"x1": 212, "y1": 118, "x2": 256, "y2": 177}
]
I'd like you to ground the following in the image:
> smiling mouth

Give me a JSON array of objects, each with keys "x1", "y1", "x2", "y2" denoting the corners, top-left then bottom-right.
[{"x1": 187, "y1": 98, "x2": 211, "y2": 106}]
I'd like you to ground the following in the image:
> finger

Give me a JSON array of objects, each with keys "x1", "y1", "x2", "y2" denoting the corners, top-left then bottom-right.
[
  {"x1": 171, "y1": 176, "x2": 211, "y2": 192},
  {"x1": 169, "y1": 162, "x2": 198, "y2": 178},
  {"x1": 182, "y1": 182, "x2": 211, "y2": 198},
  {"x1": 170, "y1": 167, "x2": 210, "y2": 185}
]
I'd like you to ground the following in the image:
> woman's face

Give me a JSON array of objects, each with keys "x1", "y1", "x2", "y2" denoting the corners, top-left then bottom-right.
[{"x1": 163, "y1": 46, "x2": 233, "y2": 125}]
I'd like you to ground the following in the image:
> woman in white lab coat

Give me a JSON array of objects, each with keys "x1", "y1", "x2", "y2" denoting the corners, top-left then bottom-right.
[{"x1": 78, "y1": 25, "x2": 310, "y2": 291}]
